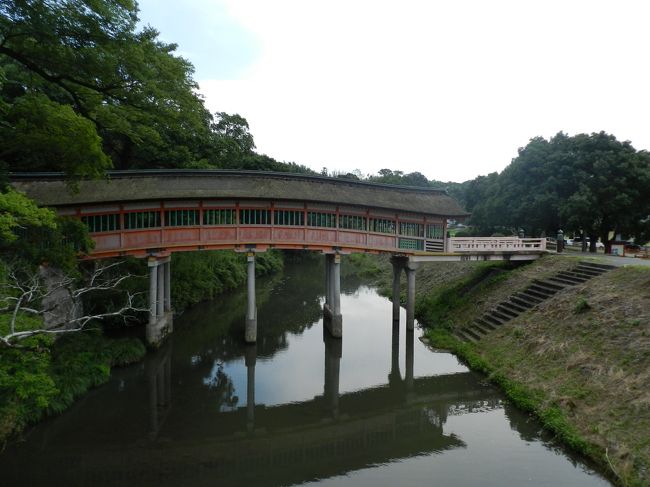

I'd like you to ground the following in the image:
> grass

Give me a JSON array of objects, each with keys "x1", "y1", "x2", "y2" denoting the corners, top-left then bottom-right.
[{"x1": 417, "y1": 257, "x2": 650, "y2": 487}]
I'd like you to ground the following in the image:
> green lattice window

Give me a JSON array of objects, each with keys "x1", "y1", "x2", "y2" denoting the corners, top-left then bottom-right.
[
  {"x1": 239, "y1": 209, "x2": 271, "y2": 225},
  {"x1": 274, "y1": 209, "x2": 305, "y2": 226},
  {"x1": 398, "y1": 238, "x2": 424, "y2": 250},
  {"x1": 165, "y1": 209, "x2": 199, "y2": 226},
  {"x1": 339, "y1": 214, "x2": 366, "y2": 231},
  {"x1": 399, "y1": 222, "x2": 423, "y2": 237},
  {"x1": 204, "y1": 209, "x2": 235, "y2": 225},
  {"x1": 82, "y1": 214, "x2": 120, "y2": 233},
  {"x1": 124, "y1": 211, "x2": 160, "y2": 229},
  {"x1": 369, "y1": 218, "x2": 396, "y2": 234},
  {"x1": 426, "y1": 223, "x2": 443, "y2": 239},
  {"x1": 307, "y1": 212, "x2": 336, "y2": 228}
]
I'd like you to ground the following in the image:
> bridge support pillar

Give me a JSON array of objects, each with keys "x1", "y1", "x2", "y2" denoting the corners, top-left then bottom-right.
[
  {"x1": 323, "y1": 253, "x2": 342, "y2": 338},
  {"x1": 147, "y1": 256, "x2": 173, "y2": 348},
  {"x1": 405, "y1": 261, "x2": 418, "y2": 331},
  {"x1": 245, "y1": 253, "x2": 257, "y2": 343},
  {"x1": 390, "y1": 257, "x2": 405, "y2": 323}
]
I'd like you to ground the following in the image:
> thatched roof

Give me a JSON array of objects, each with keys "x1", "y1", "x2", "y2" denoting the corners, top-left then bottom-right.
[{"x1": 10, "y1": 170, "x2": 469, "y2": 218}]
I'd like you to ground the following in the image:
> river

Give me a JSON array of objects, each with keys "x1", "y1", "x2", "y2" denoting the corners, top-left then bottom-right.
[{"x1": 0, "y1": 258, "x2": 609, "y2": 486}]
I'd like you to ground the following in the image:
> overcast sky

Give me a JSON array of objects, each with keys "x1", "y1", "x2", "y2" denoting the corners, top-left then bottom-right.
[{"x1": 137, "y1": 0, "x2": 650, "y2": 183}]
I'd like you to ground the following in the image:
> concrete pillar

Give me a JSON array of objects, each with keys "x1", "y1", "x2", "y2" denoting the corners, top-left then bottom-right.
[
  {"x1": 156, "y1": 263, "x2": 164, "y2": 318},
  {"x1": 391, "y1": 259, "x2": 402, "y2": 323},
  {"x1": 164, "y1": 260, "x2": 171, "y2": 312},
  {"x1": 148, "y1": 259, "x2": 158, "y2": 326},
  {"x1": 245, "y1": 253, "x2": 257, "y2": 343},
  {"x1": 405, "y1": 329, "x2": 414, "y2": 391},
  {"x1": 406, "y1": 263, "x2": 417, "y2": 331},
  {"x1": 245, "y1": 344, "x2": 256, "y2": 432},
  {"x1": 325, "y1": 253, "x2": 332, "y2": 305},
  {"x1": 332, "y1": 254, "x2": 341, "y2": 316},
  {"x1": 146, "y1": 258, "x2": 173, "y2": 348}
]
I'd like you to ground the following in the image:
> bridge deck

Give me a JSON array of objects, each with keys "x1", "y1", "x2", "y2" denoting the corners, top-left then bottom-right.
[{"x1": 10, "y1": 171, "x2": 548, "y2": 259}]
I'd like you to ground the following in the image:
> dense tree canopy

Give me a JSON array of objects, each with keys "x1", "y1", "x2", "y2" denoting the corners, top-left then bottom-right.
[
  {"x1": 0, "y1": 0, "x2": 311, "y2": 180},
  {"x1": 467, "y1": 132, "x2": 650, "y2": 249}
]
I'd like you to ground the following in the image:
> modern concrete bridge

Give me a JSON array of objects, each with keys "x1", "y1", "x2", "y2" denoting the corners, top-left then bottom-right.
[{"x1": 11, "y1": 170, "x2": 549, "y2": 346}]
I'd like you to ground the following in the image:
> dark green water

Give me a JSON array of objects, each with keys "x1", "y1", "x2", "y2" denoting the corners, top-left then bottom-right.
[{"x1": 0, "y1": 260, "x2": 609, "y2": 486}]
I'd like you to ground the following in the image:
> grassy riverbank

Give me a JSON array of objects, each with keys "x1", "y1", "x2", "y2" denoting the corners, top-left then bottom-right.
[
  {"x1": 0, "y1": 324, "x2": 145, "y2": 445},
  {"x1": 412, "y1": 255, "x2": 649, "y2": 486}
]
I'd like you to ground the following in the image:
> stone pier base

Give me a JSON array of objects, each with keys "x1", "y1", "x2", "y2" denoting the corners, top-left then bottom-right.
[
  {"x1": 323, "y1": 304, "x2": 342, "y2": 338},
  {"x1": 146, "y1": 311, "x2": 173, "y2": 349}
]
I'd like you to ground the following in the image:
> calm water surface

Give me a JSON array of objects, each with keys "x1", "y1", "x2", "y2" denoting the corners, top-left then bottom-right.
[{"x1": 1, "y1": 260, "x2": 610, "y2": 486}]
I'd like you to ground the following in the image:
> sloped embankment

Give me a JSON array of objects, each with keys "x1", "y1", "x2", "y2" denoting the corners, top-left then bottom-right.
[{"x1": 417, "y1": 255, "x2": 650, "y2": 486}]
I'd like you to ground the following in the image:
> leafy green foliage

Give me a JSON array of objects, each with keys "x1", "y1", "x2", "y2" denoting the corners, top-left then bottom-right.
[
  {"x1": 2, "y1": 94, "x2": 110, "y2": 180},
  {"x1": 0, "y1": 323, "x2": 145, "y2": 442},
  {"x1": 170, "y1": 250, "x2": 283, "y2": 311},
  {"x1": 0, "y1": 1, "x2": 315, "y2": 176},
  {"x1": 0, "y1": 187, "x2": 56, "y2": 243},
  {"x1": 574, "y1": 297, "x2": 591, "y2": 314},
  {"x1": 467, "y1": 132, "x2": 650, "y2": 247},
  {"x1": 0, "y1": 189, "x2": 92, "y2": 271}
]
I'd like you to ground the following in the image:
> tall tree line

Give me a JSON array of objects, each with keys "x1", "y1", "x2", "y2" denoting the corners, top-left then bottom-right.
[{"x1": 356, "y1": 133, "x2": 650, "y2": 251}]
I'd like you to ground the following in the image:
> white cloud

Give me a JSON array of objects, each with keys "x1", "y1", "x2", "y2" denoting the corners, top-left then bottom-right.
[{"x1": 194, "y1": 0, "x2": 650, "y2": 181}]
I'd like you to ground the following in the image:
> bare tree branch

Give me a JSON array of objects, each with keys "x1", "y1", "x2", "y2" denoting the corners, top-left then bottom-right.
[{"x1": 1, "y1": 262, "x2": 147, "y2": 348}]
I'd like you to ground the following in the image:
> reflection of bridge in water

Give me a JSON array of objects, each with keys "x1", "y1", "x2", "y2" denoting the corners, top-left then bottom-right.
[{"x1": 12, "y1": 328, "x2": 501, "y2": 487}]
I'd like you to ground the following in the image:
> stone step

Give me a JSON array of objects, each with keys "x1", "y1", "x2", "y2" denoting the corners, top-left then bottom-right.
[
  {"x1": 483, "y1": 313, "x2": 506, "y2": 326},
  {"x1": 476, "y1": 318, "x2": 498, "y2": 330},
  {"x1": 496, "y1": 304, "x2": 519, "y2": 318},
  {"x1": 511, "y1": 294, "x2": 539, "y2": 307},
  {"x1": 528, "y1": 284, "x2": 556, "y2": 297},
  {"x1": 557, "y1": 271, "x2": 589, "y2": 282},
  {"x1": 573, "y1": 266, "x2": 604, "y2": 277},
  {"x1": 521, "y1": 288, "x2": 550, "y2": 301},
  {"x1": 532, "y1": 279, "x2": 565, "y2": 292},
  {"x1": 578, "y1": 261, "x2": 616, "y2": 271},
  {"x1": 503, "y1": 299, "x2": 530, "y2": 313},
  {"x1": 549, "y1": 275, "x2": 582, "y2": 286},
  {"x1": 462, "y1": 327, "x2": 483, "y2": 342},
  {"x1": 470, "y1": 321, "x2": 492, "y2": 335},
  {"x1": 563, "y1": 269, "x2": 598, "y2": 280},
  {"x1": 453, "y1": 329, "x2": 475, "y2": 343},
  {"x1": 491, "y1": 309, "x2": 512, "y2": 322}
]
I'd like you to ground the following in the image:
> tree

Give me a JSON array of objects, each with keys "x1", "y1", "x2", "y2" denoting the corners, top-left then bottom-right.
[
  {"x1": 1, "y1": 261, "x2": 146, "y2": 348},
  {"x1": 468, "y1": 132, "x2": 650, "y2": 250},
  {"x1": 0, "y1": 0, "x2": 212, "y2": 175}
]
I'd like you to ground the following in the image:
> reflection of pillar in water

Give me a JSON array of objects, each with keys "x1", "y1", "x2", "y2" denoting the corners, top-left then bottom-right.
[
  {"x1": 148, "y1": 363, "x2": 158, "y2": 438},
  {"x1": 245, "y1": 344, "x2": 257, "y2": 432},
  {"x1": 405, "y1": 329, "x2": 414, "y2": 391},
  {"x1": 389, "y1": 321, "x2": 401, "y2": 386},
  {"x1": 146, "y1": 342, "x2": 172, "y2": 439},
  {"x1": 324, "y1": 333, "x2": 342, "y2": 418}
]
